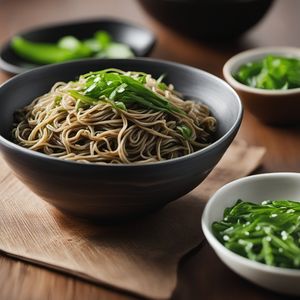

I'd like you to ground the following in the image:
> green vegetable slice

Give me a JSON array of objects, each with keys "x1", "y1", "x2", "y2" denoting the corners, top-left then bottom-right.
[
  {"x1": 234, "y1": 55, "x2": 300, "y2": 90},
  {"x1": 212, "y1": 199, "x2": 300, "y2": 269},
  {"x1": 58, "y1": 36, "x2": 92, "y2": 58},
  {"x1": 176, "y1": 125, "x2": 192, "y2": 140},
  {"x1": 11, "y1": 36, "x2": 81, "y2": 64},
  {"x1": 94, "y1": 31, "x2": 111, "y2": 50},
  {"x1": 10, "y1": 30, "x2": 136, "y2": 64}
]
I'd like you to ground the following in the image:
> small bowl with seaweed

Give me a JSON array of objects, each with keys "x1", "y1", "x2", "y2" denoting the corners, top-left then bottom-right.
[
  {"x1": 202, "y1": 173, "x2": 300, "y2": 296},
  {"x1": 223, "y1": 47, "x2": 300, "y2": 126}
]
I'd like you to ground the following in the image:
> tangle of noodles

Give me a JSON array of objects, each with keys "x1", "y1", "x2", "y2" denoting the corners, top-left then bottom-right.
[{"x1": 13, "y1": 69, "x2": 217, "y2": 164}]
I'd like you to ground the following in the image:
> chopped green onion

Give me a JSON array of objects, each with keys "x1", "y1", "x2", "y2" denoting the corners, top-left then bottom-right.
[
  {"x1": 68, "y1": 90, "x2": 97, "y2": 105},
  {"x1": 54, "y1": 96, "x2": 62, "y2": 106},
  {"x1": 114, "y1": 101, "x2": 127, "y2": 111},
  {"x1": 79, "y1": 69, "x2": 186, "y2": 116},
  {"x1": 177, "y1": 125, "x2": 192, "y2": 140}
]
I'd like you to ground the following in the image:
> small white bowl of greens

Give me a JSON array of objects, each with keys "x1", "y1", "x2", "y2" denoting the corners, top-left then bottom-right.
[
  {"x1": 223, "y1": 47, "x2": 300, "y2": 125},
  {"x1": 202, "y1": 173, "x2": 300, "y2": 296}
]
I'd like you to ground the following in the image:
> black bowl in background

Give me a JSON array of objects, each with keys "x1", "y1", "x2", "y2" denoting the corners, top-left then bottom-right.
[
  {"x1": 0, "y1": 18, "x2": 156, "y2": 74},
  {"x1": 138, "y1": 0, "x2": 274, "y2": 40},
  {"x1": 0, "y1": 58, "x2": 242, "y2": 221}
]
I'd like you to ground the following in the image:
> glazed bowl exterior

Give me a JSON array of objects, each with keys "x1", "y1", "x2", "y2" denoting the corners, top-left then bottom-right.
[{"x1": 0, "y1": 58, "x2": 242, "y2": 220}]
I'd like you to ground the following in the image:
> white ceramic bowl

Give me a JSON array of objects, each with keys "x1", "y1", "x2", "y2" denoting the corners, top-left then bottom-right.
[
  {"x1": 202, "y1": 173, "x2": 300, "y2": 296},
  {"x1": 223, "y1": 47, "x2": 300, "y2": 125}
]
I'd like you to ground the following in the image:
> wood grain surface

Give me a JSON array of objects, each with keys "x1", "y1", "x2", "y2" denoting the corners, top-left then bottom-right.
[
  {"x1": 0, "y1": 141, "x2": 264, "y2": 299},
  {"x1": 0, "y1": 0, "x2": 300, "y2": 299}
]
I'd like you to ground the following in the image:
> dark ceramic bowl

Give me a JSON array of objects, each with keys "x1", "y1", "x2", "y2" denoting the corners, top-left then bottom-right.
[
  {"x1": 0, "y1": 18, "x2": 156, "y2": 74},
  {"x1": 138, "y1": 0, "x2": 274, "y2": 40},
  {"x1": 0, "y1": 58, "x2": 242, "y2": 221}
]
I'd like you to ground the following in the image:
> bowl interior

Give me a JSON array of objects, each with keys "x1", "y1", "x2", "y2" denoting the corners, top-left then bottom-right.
[
  {"x1": 0, "y1": 58, "x2": 242, "y2": 150},
  {"x1": 0, "y1": 19, "x2": 156, "y2": 74}
]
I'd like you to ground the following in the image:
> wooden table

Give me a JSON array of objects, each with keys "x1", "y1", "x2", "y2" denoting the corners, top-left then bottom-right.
[{"x1": 0, "y1": 1, "x2": 299, "y2": 299}]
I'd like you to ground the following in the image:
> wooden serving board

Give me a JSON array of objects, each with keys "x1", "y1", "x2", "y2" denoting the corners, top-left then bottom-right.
[{"x1": 0, "y1": 140, "x2": 265, "y2": 299}]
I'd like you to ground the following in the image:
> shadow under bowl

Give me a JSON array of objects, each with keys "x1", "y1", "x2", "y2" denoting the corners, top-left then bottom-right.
[
  {"x1": 0, "y1": 58, "x2": 242, "y2": 221},
  {"x1": 223, "y1": 47, "x2": 300, "y2": 126}
]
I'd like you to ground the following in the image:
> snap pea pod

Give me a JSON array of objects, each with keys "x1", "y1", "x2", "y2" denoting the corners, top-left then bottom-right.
[
  {"x1": 10, "y1": 31, "x2": 134, "y2": 65},
  {"x1": 11, "y1": 36, "x2": 90, "y2": 64}
]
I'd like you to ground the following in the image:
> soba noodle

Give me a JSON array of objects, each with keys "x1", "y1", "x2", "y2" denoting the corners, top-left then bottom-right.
[{"x1": 13, "y1": 69, "x2": 216, "y2": 164}]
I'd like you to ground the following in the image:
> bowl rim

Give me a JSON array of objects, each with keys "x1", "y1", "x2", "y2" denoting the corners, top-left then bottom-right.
[
  {"x1": 202, "y1": 172, "x2": 300, "y2": 276},
  {"x1": 223, "y1": 46, "x2": 300, "y2": 96},
  {"x1": 0, "y1": 57, "x2": 243, "y2": 168}
]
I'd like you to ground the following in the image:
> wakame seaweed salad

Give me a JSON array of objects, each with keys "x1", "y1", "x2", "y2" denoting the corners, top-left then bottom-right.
[{"x1": 212, "y1": 199, "x2": 300, "y2": 269}]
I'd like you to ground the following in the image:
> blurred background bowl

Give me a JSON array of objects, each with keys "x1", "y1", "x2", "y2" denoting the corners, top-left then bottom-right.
[
  {"x1": 223, "y1": 47, "x2": 300, "y2": 126},
  {"x1": 0, "y1": 18, "x2": 156, "y2": 74},
  {"x1": 202, "y1": 173, "x2": 300, "y2": 296},
  {"x1": 138, "y1": 0, "x2": 274, "y2": 40},
  {"x1": 0, "y1": 58, "x2": 242, "y2": 221}
]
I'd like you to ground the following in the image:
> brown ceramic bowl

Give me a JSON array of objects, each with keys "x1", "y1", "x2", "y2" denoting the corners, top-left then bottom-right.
[
  {"x1": 223, "y1": 47, "x2": 300, "y2": 126},
  {"x1": 0, "y1": 58, "x2": 242, "y2": 221}
]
